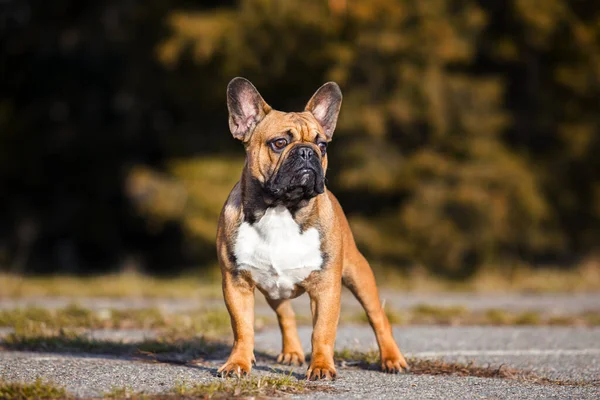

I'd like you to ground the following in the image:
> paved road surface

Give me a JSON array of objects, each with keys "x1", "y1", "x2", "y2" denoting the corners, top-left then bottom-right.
[{"x1": 1, "y1": 325, "x2": 599, "y2": 399}]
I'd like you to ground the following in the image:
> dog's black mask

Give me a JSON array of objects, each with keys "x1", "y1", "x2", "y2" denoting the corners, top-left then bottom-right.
[{"x1": 265, "y1": 145, "x2": 325, "y2": 206}]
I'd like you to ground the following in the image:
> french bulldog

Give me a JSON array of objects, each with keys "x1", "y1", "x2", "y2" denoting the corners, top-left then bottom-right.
[{"x1": 216, "y1": 77, "x2": 408, "y2": 380}]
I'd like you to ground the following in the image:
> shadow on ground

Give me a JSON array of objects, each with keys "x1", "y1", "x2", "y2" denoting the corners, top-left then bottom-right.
[{"x1": 0, "y1": 332, "x2": 276, "y2": 368}]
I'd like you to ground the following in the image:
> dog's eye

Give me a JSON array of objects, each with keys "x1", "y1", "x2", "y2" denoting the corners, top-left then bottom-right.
[
  {"x1": 318, "y1": 142, "x2": 327, "y2": 155},
  {"x1": 270, "y1": 138, "x2": 288, "y2": 151}
]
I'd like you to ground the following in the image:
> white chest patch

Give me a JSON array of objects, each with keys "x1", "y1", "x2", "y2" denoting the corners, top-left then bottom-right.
[{"x1": 233, "y1": 206, "x2": 323, "y2": 299}]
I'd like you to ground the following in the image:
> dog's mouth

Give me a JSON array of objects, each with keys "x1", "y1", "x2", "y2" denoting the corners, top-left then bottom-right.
[
  {"x1": 265, "y1": 163, "x2": 325, "y2": 204},
  {"x1": 293, "y1": 168, "x2": 316, "y2": 186}
]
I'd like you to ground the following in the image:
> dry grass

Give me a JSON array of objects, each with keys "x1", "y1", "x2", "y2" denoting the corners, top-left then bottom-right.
[
  {"x1": 101, "y1": 375, "x2": 319, "y2": 399},
  {"x1": 0, "y1": 318, "x2": 228, "y2": 363},
  {"x1": 0, "y1": 375, "x2": 317, "y2": 400},
  {"x1": 2, "y1": 329, "x2": 226, "y2": 365},
  {"x1": 373, "y1": 262, "x2": 600, "y2": 293},
  {"x1": 2, "y1": 328, "x2": 131, "y2": 355},
  {"x1": 0, "y1": 378, "x2": 69, "y2": 400},
  {"x1": 342, "y1": 305, "x2": 600, "y2": 327},
  {"x1": 1, "y1": 302, "x2": 598, "y2": 346},
  {"x1": 407, "y1": 358, "x2": 593, "y2": 386},
  {"x1": 0, "y1": 305, "x2": 280, "y2": 348},
  {"x1": 0, "y1": 305, "x2": 233, "y2": 337},
  {"x1": 0, "y1": 272, "x2": 222, "y2": 299},
  {"x1": 2, "y1": 261, "x2": 600, "y2": 300},
  {"x1": 0, "y1": 304, "x2": 164, "y2": 330},
  {"x1": 334, "y1": 349, "x2": 380, "y2": 365},
  {"x1": 169, "y1": 375, "x2": 315, "y2": 398},
  {"x1": 333, "y1": 350, "x2": 594, "y2": 387}
]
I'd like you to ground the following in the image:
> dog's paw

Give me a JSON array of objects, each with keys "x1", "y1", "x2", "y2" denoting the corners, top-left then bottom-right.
[
  {"x1": 217, "y1": 356, "x2": 254, "y2": 378},
  {"x1": 277, "y1": 350, "x2": 305, "y2": 366},
  {"x1": 306, "y1": 359, "x2": 337, "y2": 381},
  {"x1": 381, "y1": 352, "x2": 409, "y2": 374}
]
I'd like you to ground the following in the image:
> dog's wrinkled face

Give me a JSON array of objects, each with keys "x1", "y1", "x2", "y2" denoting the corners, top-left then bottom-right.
[{"x1": 227, "y1": 78, "x2": 342, "y2": 206}]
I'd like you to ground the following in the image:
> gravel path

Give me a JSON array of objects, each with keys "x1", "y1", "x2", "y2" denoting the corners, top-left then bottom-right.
[
  {"x1": 1, "y1": 294, "x2": 599, "y2": 398},
  {"x1": 2, "y1": 350, "x2": 598, "y2": 399},
  {"x1": 1, "y1": 325, "x2": 599, "y2": 399}
]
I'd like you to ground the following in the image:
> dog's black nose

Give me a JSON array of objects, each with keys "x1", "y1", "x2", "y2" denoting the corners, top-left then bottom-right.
[{"x1": 296, "y1": 145, "x2": 315, "y2": 160}]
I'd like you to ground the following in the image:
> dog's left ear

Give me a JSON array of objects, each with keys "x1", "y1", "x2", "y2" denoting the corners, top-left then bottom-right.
[{"x1": 305, "y1": 82, "x2": 343, "y2": 139}]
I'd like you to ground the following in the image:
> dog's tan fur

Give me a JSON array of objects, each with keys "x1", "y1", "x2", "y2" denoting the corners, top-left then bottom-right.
[{"x1": 216, "y1": 78, "x2": 407, "y2": 380}]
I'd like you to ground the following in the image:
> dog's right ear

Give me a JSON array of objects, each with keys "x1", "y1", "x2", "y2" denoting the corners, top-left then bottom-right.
[{"x1": 227, "y1": 77, "x2": 271, "y2": 142}]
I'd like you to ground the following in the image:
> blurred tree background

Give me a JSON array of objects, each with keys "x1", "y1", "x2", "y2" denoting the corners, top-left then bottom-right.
[{"x1": 1, "y1": 0, "x2": 599, "y2": 277}]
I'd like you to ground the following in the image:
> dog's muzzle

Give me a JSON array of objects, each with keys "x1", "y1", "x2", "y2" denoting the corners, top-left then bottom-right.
[{"x1": 265, "y1": 144, "x2": 325, "y2": 204}]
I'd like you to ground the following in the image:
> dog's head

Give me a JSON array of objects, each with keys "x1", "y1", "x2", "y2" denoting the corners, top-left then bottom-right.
[{"x1": 227, "y1": 77, "x2": 342, "y2": 206}]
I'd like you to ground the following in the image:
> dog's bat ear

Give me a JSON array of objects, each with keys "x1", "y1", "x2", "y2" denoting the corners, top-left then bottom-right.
[
  {"x1": 305, "y1": 82, "x2": 342, "y2": 139},
  {"x1": 227, "y1": 77, "x2": 272, "y2": 141}
]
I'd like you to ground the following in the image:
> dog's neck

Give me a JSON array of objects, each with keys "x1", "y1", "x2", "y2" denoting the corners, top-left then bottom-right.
[{"x1": 240, "y1": 168, "x2": 319, "y2": 227}]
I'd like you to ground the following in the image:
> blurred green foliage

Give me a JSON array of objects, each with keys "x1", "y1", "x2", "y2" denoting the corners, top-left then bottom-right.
[{"x1": 1, "y1": 0, "x2": 599, "y2": 277}]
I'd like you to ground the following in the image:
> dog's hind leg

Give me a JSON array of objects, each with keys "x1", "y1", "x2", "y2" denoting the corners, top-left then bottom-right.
[
  {"x1": 266, "y1": 297, "x2": 306, "y2": 366},
  {"x1": 342, "y1": 249, "x2": 408, "y2": 373}
]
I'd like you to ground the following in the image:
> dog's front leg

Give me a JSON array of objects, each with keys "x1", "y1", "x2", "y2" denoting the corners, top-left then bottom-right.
[
  {"x1": 305, "y1": 270, "x2": 341, "y2": 380},
  {"x1": 218, "y1": 270, "x2": 255, "y2": 377}
]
